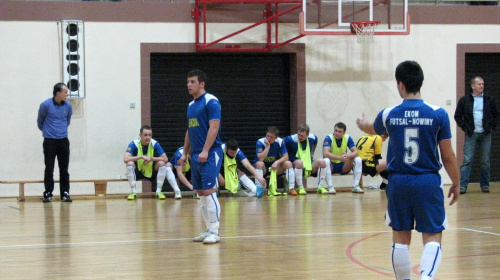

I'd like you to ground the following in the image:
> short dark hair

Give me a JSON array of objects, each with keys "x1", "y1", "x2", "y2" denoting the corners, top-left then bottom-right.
[
  {"x1": 226, "y1": 139, "x2": 239, "y2": 151},
  {"x1": 470, "y1": 76, "x2": 483, "y2": 85},
  {"x1": 140, "y1": 125, "x2": 152, "y2": 134},
  {"x1": 267, "y1": 126, "x2": 280, "y2": 137},
  {"x1": 53, "y1": 83, "x2": 67, "y2": 97},
  {"x1": 334, "y1": 122, "x2": 346, "y2": 132},
  {"x1": 298, "y1": 123, "x2": 310, "y2": 134},
  {"x1": 187, "y1": 69, "x2": 208, "y2": 84},
  {"x1": 395, "y1": 60, "x2": 424, "y2": 94}
]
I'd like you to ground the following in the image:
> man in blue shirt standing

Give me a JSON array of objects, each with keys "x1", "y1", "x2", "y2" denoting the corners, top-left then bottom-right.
[
  {"x1": 178, "y1": 69, "x2": 223, "y2": 244},
  {"x1": 37, "y1": 83, "x2": 73, "y2": 203},
  {"x1": 357, "y1": 61, "x2": 460, "y2": 280}
]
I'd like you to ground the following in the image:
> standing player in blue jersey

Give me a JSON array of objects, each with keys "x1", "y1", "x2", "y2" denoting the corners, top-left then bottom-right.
[
  {"x1": 218, "y1": 139, "x2": 267, "y2": 198},
  {"x1": 323, "y1": 122, "x2": 363, "y2": 194},
  {"x1": 283, "y1": 124, "x2": 331, "y2": 195},
  {"x1": 178, "y1": 69, "x2": 223, "y2": 244},
  {"x1": 357, "y1": 60, "x2": 460, "y2": 280},
  {"x1": 253, "y1": 126, "x2": 294, "y2": 196}
]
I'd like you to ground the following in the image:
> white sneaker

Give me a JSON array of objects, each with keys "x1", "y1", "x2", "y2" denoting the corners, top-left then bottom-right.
[
  {"x1": 203, "y1": 232, "x2": 220, "y2": 244},
  {"x1": 193, "y1": 192, "x2": 200, "y2": 199},
  {"x1": 328, "y1": 186, "x2": 336, "y2": 194},
  {"x1": 175, "y1": 190, "x2": 182, "y2": 199},
  {"x1": 352, "y1": 185, "x2": 364, "y2": 193},
  {"x1": 193, "y1": 230, "x2": 210, "y2": 242}
]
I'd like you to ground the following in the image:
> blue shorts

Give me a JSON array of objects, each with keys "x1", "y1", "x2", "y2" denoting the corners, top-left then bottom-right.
[
  {"x1": 331, "y1": 162, "x2": 350, "y2": 175},
  {"x1": 191, "y1": 147, "x2": 223, "y2": 191},
  {"x1": 385, "y1": 173, "x2": 447, "y2": 233}
]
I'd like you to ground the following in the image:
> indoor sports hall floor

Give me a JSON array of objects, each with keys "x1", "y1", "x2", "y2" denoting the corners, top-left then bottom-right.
[{"x1": 0, "y1": 184, "x2": 498, "y2": 279}]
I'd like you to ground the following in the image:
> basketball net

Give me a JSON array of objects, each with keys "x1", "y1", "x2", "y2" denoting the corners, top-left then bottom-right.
[{"x1": 351, "y1": 21, "x2": 380, "y2": 44}]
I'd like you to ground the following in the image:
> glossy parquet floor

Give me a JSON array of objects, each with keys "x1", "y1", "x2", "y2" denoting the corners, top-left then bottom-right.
[{"x1": 1, "y1": 184, "x2": 499, "y2": 279}]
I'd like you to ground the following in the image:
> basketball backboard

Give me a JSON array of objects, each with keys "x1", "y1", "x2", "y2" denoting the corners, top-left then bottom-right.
[{"x1": 300, "y1": 0, "x2": 409, "y2": 35}]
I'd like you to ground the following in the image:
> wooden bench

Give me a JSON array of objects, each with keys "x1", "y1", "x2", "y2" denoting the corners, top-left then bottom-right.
[{"x1": 0, "y1": 179, "x2": 128, "y2": 201}]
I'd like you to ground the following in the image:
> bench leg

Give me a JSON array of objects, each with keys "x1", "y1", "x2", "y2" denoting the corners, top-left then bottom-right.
[
  {"x1": 94, "y1": 181, "x2": 107, "y2": 197},
  {"x1": 18, "y1": 183, "x2": 25, "y2": 202}
]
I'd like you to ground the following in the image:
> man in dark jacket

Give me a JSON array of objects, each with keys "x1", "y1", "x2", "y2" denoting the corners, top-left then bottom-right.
[{"x1": 454, "y1": 76, "x2": 498, "y2": 194}]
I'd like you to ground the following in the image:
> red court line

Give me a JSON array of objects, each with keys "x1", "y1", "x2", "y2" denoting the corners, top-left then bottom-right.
[{"x1": 345, "y1": 232, "x2": 394, "y2": 278}]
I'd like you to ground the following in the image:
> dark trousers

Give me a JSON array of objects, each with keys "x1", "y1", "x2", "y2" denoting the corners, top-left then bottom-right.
[{"x1": 43, "y1": 138, "x2": 70, "y2": 196}]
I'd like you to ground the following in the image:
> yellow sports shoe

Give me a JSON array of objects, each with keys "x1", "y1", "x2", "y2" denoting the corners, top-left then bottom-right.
[
  {"x1": 298, "y1": 187, "x2": 307, "y2": 195},
  {"x1": 127, "y1": 193, "x2": 137, "y2": 200},
  {"x1": 156, "y1": 192, "x2": 166, "y2": 200},
  {"x1": 268, "y1": 190, "x2": 282, "y2": 196},
  {"x1": 289, "y1": 189, "x2": 298, "y2": 196},
  {"x1": 316, "y1": 187, "x2": 328, "y2": 195}
]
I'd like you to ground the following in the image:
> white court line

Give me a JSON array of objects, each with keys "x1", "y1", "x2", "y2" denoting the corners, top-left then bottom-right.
[
  {"x1": 459, "y1": 227, "x2": 500, "y2": 236},
  {"x1": 0, "y1": 230, "x2": 390, "y2": 249}
]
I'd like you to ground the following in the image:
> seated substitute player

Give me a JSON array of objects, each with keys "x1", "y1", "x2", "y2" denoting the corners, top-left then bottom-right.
[
  {"x1": 356, "y1": 133, "x2": 389, "y2": 190},
  {"x1": 323, "y1": 122, "x2": 364, "y2": 194},
  {"x1": 283, "y1": 124, "x2": 331, "y2": 196},
  {"x1": 170, "y1": 146, "x2": 199, "y2": 199},
  {"x1": 123, "y1": 125, "x2": 182, "y2": 200},
  {"x1": 253, "y1": 126, "x2": 295, "y2": 196},
  {"x1": 217, "y1": 139, "x2": 267, "y2": 198}
]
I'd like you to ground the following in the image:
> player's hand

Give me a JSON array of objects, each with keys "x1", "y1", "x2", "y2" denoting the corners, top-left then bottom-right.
[
  {"x1": 448, "y1": 185, "x2": 460, "y2": 205},
  {"x1": 271, "y1": 162, "x2": 279, "y2": 170},
  {"x1": 340, "y1": 153, "x2": 348, "y2": 162},
  {"x1": 143, "y1": 156, "x2": 153, "y2": 165},
  {"x1": 256, "y1": 175, "x2": 266, "y2": 186},
  {"x1": 264, "y1": 138, "x2": 270, "y2": 146},
  {"x1": 198, "y1": 151, "x2": 208, "y2": 162},
  {"x1": 178, "y1": 155, "x2": 186, "y2": 166}
]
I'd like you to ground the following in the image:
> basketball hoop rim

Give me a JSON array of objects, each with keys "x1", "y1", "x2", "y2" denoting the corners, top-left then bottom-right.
[{"x1": 350, "y1": 20, "x2": 381, "y2": 28}]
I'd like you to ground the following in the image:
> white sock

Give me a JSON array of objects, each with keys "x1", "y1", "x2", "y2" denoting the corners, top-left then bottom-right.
[
  {"x1": 156, "y1": 166, "x2": 167, "y2": 193},
  {"x1": 240, "y1": 174, "x2": 257, "y2": 193},
  {"x1": 420, "y1": 242, "x2": 442, "y2": 280},
  {"x1": 206, "y1": 193, "x2": 220, "y2": 234},
  {"x1": 165, "y1": 166, "x2": 181, "y2": 192},
  {"x1": 353, "y1": 157, "x2": 362, "y2": 187},
  {"x1": 392, "y1": 243, "x2": 411, "y2": 280},
  {"x1": 295, "y1": 168, "x2": 303, "y2": 188},
  {"x1": 318, "y1": 163, "x2": 326, "y2": 188},
  {"x1": 200, "y1": 195, "x2": 209, "y2": 230},
  {"x1": 126, "y1": 165, "x2": 137, "y2": 193},
  {"x1": 324, "y1": 158, "x2": 333, "y2": 187},
  {"x1": 255, "y1": 169, "x2": 265, "y2": 189},
  {"x1": 286, "y1": 168, "x2": 295, "y2": 189}
]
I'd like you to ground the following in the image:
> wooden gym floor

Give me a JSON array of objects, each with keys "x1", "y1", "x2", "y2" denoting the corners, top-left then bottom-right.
[{"x1": 0, "y1": 183, "x2": 499, "y2": 279}]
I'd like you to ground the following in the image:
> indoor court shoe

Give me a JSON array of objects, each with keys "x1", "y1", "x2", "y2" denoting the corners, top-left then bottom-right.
[
  {"x1": 127, "y1": 192, "x2": 137, "y2": 200},
  {"x1": 203, "y1": 232, "x2": 220, "y2": 244},
  {"x1": 298, "y1": 187, "x2": 307, "y2": 195},
  {"x1": 460, "y1": 188, "x2": 467, "y2": 194},
  {"x1": 174, "y1": 190, "x2": 182, "y2": 199},
  {"x1": 379, "y1": 182, "x2": 387, "y2": 190},
  {"x1": 268, "y1": 190, "x2": 282, "y2": 196},
  {"x1": 156, "y1": 192, "x2": 166, "y2": 200},
  {"x1": 62, "y1": 192, "x2": 72, "y2": 202},
  {"x1": 289, "y1": 188, "x2": 298, "y2": 196},
  {"x1": 352, "y1": 186, "x2": 364, "y2": 193},
  {"x1": 481, "y1": 187, "x2": 490, "y2": 193},
  {"x1": 43, "y1": 192, "x2": 52, "y2": 203},
  {"x1": 256, "y1": 187, "x2": 264, "y2": 198},
  {"x1": 193, "y1": 192, "x2": 200, "y2": 199},
  {"x1": 316, "y1": 187, "x2": 328, "y2": 195},
  {"x1": 328, "y1": 186, "x2": 336, "y2": 194},
  {"x1": 193, "y1": 230, "x2": 210, "y2": 242}
]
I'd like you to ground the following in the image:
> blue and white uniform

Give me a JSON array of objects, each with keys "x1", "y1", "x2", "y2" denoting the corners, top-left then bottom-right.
[
  {"x1": 253, "y1": 137, "x2": 288, "y2": 169},
  {"x1": 221, "y1": 143, "x2": 247, "y2": 163},
  {"x1": 323, "y1": 134, "x2": 356, "y2": 174},
  {"x1": 170, "y1": 147, "x2": 191, "y2": 178},
  {"x1": 125, "y1": 138, "x2": 165, "y2": 180},
  {"x1": 187, "y1": 92, "x2": 223, "y2": 190},
  {"x1": 374, "y1": 99, "x2": 452, "y2": 233},
  {"x1": 283, "y1": 133, "x2": 318, "y2": 163}
]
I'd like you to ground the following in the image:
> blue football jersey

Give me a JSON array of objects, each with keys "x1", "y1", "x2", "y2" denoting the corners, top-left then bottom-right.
[
  {"x1": 284, "y1": 133, "x2": 318, "y2": 161},
  {"x1": 373, "y1": 99, "x2": 452, "y2": 174},
  {"x1": 254, "y1": 137, "x2": 288, "y2": 165},
  {"x1": 187, "y1": 92, "x2": 222, "y2": 154}
]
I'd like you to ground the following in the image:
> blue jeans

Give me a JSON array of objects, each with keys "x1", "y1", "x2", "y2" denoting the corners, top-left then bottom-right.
[{"x1": 460, "y1": 132, "x2": 491, "y2": 189}]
